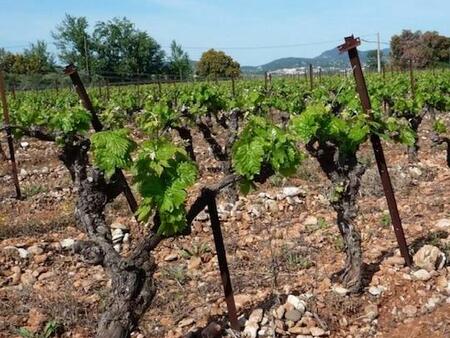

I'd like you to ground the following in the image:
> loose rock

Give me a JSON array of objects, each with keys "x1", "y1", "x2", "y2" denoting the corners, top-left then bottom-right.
[{"x1": 413, "y1": 245, "x2": 446, "y2": 271}]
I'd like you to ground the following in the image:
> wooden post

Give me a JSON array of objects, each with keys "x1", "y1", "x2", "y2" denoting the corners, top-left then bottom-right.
[{"x1": 0, "y1": 71, "x2": 22, "y2": 199}]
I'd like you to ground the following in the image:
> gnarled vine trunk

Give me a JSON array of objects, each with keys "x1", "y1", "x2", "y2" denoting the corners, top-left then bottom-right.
[
  {"x1": 307, "y1": 140, "x2": 366, "y2": 292},
  {"x1": 59, "y1": 138, "x2": 160, "y2": 338}
]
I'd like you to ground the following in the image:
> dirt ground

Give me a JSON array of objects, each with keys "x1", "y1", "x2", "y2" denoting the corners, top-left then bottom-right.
[{"x1": 0, "y1": 116, "x2": 449, "y2": 338}]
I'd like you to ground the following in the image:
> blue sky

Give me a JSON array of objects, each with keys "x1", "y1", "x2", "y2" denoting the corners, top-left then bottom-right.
[{"x1": 0, "y1": 0, "x2": 449, "y2": 65}]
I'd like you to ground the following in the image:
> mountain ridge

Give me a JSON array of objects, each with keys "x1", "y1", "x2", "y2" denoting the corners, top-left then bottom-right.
[{"x1": 240, "y1": 47, "x2": 390, "y2": 74}]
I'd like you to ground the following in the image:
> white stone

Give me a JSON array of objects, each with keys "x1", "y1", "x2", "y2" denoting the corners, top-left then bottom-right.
[
  {"x1": 310, "y1": 327, "x2": 327, "y2": 336},
  {"x1": 248, "y1": 308, "x2": 263, "y2": 323},
  {"x1": 178, "y1": 317, "x2": 195, "y2": 328},
  {"x1": 243, "y1": 321, "x2": 258, "y2": 338},
  {"x1": 332, "y1": 286, "x2": 349, "y2": 296},
  {"x1": 60, "y1": 238, "x2": 75, "y2": 249},
  {"x1": 368, "y1": 286, "x2": 385, "y2": 296},
  {"x1": 122, "y1": 233, "x2": 130, "y2": 243},
  {"x1": 413, "y1": 245, "x2": 446, "y2": 271},
  {"x1": 111, "y1": 228, "x2": 124, "y2": 243},
  {"x1": 435, "y1": 218, "x2": 450, "y2": 229},
  {"x1": 411, "y1": 269, "x2": 432, "y2": 281},
  {"x1": 282, "y1": 187, "x2": 305, "y2": 197},
  {"x1": 17, "y1": 248, "x2": 30, "y2": 259},
  {"x1": 287, "y1": 295, "x2": 306, "y2": 313},
  {"x1": 304, "y1": 216, "x2": 318, "y2": 226},
  {"x1": 110, "y1": 222, "x2": 129, "y2": 230}
]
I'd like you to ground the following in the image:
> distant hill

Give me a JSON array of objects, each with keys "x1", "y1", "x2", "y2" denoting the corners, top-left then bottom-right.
[{"x1": 240, "y1": 47, "x2": 390, "y2": 74}]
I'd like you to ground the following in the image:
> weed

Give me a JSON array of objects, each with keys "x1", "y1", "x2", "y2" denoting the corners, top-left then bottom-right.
[
  {"x1": 17, "y1": 320, "x2": 62, "y2": 338},
  {"x1": 332, "y1": 235, "x2": 345, "y2": 252},
  {"x1": 380, "y1": 212, "x2": 391, "y2": 228},
  {"x1": 280, "y1": 245, "x2": 314, "y2": 271},
  {"x1": 179, "y1": 242, "x2": 210, "y2": 259},
  {"x1": 306, "y1": 217, "x2": 330, "y2": 233},
  {"x1": 23, "y1": 184, "x2": 48, "y2": 197},
  {"x1": 162, "y1": 265, "x2": 188, "y2": 286}
]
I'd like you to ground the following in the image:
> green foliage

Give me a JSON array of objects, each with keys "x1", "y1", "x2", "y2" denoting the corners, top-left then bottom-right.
[
  {"x1": 196, "y1": 49, "x2": 241, "y2": 78},
  {"x1": 380, "y1": 212, "x2": 391, "y2": 228},
  {"x1": 232, "y1": 116, "x2": 302, "y2": 192},
  {"x1": 91, "y1": 129, "x2": 136, "y2": 178},
  {"x1": 17, "y1": 320, "x2": 61, "y2": 338},
  {"x1": 168, "y1": 40, "x2": 192, "y2": 80},
  {"x1": 179, "y1": 242, "x2": 211, "y2": 258},
  {"x1": 179, "y1": 84, "x2": 226, "y2": 116},
  {"x1": 133, "y1": 138, "x2": 197, "y2": 236},
  {"x1": 290, "y1": 102, "x2": 371, "y2": 154},
  {"x1": 434, "y1": 119, "x2": 447, "y2": 134}
]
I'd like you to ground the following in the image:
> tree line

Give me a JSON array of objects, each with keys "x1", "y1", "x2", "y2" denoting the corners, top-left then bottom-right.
[
  {"x1": 365, "y1": 30, "x2": 450, "y2": 71},
  {"x1": 0, "y1": 14, "x2": 241, "y2": 82}
]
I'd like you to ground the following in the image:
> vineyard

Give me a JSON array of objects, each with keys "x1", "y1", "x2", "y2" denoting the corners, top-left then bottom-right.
[{"x1": 1, "y1": 48, "x2": 450, "y2": 338}]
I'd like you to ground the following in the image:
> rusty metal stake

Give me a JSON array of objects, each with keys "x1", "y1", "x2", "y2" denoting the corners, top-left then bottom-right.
[
  {"x1": 338, "y1": 35, "x2": 413, "y2": 267},
  {"x1": 64, "y1": 64, "x2": 138, "y2": 214},
  {"x1": 0, "y1": 71, "x2": 22, "y2": 199},
  {"x1": 64, "y1": 64, "x2": 103, "y2": 131},
  {"x1": 205, "y1": 189, "x2": 239, "y2": 331}
]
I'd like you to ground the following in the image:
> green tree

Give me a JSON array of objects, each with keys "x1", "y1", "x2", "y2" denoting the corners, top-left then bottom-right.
[
  {"x1": 196, "y1": 49, "x2": 240, "y2": 79},
  {"x1": 92, "y1": 17, "x2": 165, "y2": 76},
  {"x1": 168, "y1": 40, "x2": 191, "y2": 80},
  {"x1": 23, "y1": 41, "x2": 55, "y2": 73},
  {"x1": 52, "y1": 14, "x2": 93, "y2": 75},
  {"x1": 390, "y1": 30, "x2": 450, "y2": 68},
  {"x1": 0, "y1": 48, "x2": 16, "y2": 72},
  {"x1": 0, "y1": 42, "x2": 54, "y2": 74}
]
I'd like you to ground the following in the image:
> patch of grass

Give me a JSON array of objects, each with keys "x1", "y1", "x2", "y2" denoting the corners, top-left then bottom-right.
[
  {"x1": 23, "y1": 184, "x2": 48, "y2": 198},
  {"x1": 306, "y1": 217, "x2": 330, "y2": 233},
  {"x1": 179, "y1": 242, "x2": 211, "y2": 259},
  {"x1": 332, "y1": 235, "x2": 345, "y2": 252},
  {"x1": 280, "y1": 245, "x2": 314, "y2": 271},
  {"x1": 162, "y1": 265, "x2": 189, "y2": 286},
  {"x1": 379, "y1": 212, "x2": 391, "y2": 228},
  {"x1": 17, "y1": 320, "x2": 62, "y2": 338},
  {"x1": 269, "y1": 173, "x2": 284, "y2": 187}
]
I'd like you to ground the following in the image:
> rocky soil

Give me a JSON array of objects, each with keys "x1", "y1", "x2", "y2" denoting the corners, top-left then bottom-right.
[{"x1": 0, "y1": 118, "x2": 449, "y2": 338}]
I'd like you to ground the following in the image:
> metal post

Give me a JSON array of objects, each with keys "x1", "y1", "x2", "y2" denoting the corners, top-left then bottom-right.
[
  {"x1": 377, "y1": 32, "x2": 381, "y2": 74},
  {"x1": 11, "y1": 80, "x2": 16, "y2": 100},
  {"x1": 157, "y1": 75, "x2": 162, "y2": 97},
  {"x1": 309, "y1": 64, "x2": 313, "y2": 90},
  {"x1": 64, "y1": 64, "x2": 103, "y2": 132},
  {"x1": 338, "y1": 35, "x2": 412, "y2": 267},
  {"x1": 231, "y1": 76, "x2": 236, "y2": 97},
  {"x1": 0, "y1": 71, "x2": 22, "y2": 199},
  {"x1": 409, "y1": 59, "x2": 415, "y2": 99},
  {"x1": 205, "y1": 189, "x2": 239, "y2": 331},
  {"x1": 64, "y1": 64, "x2": 138, "y2": 214},
  {"x1": 264, "y1": 72, "x2": 268, "y2": 91}
]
